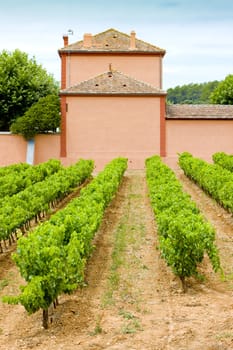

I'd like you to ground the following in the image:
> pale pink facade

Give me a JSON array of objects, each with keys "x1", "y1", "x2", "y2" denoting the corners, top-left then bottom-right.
[
  {"x1": 65, "y1": 96, "x2": 162, "y2": 170},
  {"x1": 64, "y1": 54, "x2": 162, "y2": 88},
  {"x1": 59, "y1": 28, "x2": 167, "y2": 169}
]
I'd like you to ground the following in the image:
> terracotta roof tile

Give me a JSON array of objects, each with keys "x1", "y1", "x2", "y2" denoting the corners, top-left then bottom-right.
[
  {"x1": 166, "y1": 104, "x2": 233, "y2": 119},
  {"x1": 59, "y1": 28, "x2": 165, "y2": 55},
  {"x1": 60, "y1": 70, "x2": 166, "y2": 96}
]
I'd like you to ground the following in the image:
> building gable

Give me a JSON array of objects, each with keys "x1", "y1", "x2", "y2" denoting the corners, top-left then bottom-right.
[
  {"x1": 60, "y1": 69, "x2": 166, "y2": 96},
  {"x1": 59, "y1": 28, "x2": 166, "y2": 55}
]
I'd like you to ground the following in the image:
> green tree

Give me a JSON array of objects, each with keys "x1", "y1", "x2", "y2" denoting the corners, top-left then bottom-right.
[
  {"x1": 0, "y1": 49, "x2": 59, "y2": 131},
  {"x1": 10, "y1": 95, "x2": 60, "y2": 139},
  {"x1": 210, "y1": 75, "x2": 233, "y2": 104}
]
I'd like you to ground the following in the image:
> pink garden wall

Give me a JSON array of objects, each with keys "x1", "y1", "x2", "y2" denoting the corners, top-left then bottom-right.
[
  {"x1": 0, "y1": 134, "x2": 60, "y2": 167},
  {"x1": 0, "y1": 134, "x2": 27, "y2": 165},
  {"x1": 34, "y1": 134, "x2": 60, "y2": 164},
  {"x1": 0, "y1": 119, "x2": 233, "y2": 169},
  {"x1": 166, "y1": 119, "x2": 233, "y2": 167}
]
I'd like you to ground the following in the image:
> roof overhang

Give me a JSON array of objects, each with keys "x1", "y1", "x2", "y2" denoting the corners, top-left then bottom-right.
[
  {"x1": 58, "y1": 50, "x2": 166, "y2": 57},
  {"x1": 60, "y1": 92, "x2": 167, "y2": 97}
]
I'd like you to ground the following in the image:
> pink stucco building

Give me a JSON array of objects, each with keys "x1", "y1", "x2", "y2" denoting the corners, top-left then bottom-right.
[
  {"x1": 58, "y1": 28, "x2": 233, "y2": 169},
  {"x1": 0, "y1": 28, "x2": 233, "y2": 168},
  {"x1": 58, "y1": 28, "x2": 167, "y2": 169}
]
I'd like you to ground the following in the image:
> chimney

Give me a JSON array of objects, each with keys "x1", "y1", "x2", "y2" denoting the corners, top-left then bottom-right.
[
  {"x1": 63, "y1": 35, "x2": 69, "y2": 47},
  {"x1": 130, "y1": 30, "x2": 136, "y2": 50},
  {"x1": 83, "y1": 33, "x2": 92, "y2": 48}
]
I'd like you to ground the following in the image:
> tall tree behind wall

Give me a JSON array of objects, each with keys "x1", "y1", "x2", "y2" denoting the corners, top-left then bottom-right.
[
  {"x1": 210, "y1": 75, "x2": 233, "y2": 105},
  {"x1": 0, "y1": 49, "x2": 59, "y2": 131}
]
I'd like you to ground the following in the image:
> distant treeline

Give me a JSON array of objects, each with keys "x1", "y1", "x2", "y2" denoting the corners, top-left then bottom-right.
[
  {"x1": 166, "y1": 81, "x2": 219, "y2": 104},
  {"x1": 167, "y1": 75, "x2": 233, "y2": 105}
]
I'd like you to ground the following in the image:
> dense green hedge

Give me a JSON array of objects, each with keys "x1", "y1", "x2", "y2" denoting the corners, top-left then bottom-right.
[{"x1": 146, "y1": 155, "x2": 220, "y2": 291}]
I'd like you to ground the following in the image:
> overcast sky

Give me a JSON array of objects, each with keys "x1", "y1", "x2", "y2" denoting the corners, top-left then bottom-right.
[{"x1": 1, "y1": 0, "x2": 233, "y2": 89}]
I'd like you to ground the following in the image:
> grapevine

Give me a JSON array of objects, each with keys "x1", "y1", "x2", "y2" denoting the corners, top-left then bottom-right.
[
  {"x1": 0, "y1": 159, "x2": 94, "y2": 250},
  {"x1": 212, "y1": 151, "x2": 233, "y2": 172},
  {"x1": 146, "y1": 155, "x2": 220, "y2": 292},
  {"x1": 179, "y1": 152, "x2": 233, "y2": 212},
  {"x1": 3, "y1": 157, "x2": 127, "y2": 329}
]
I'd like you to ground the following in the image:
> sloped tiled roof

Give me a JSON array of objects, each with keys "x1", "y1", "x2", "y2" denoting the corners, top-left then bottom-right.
[
  {"x1": 59, "y1": 28, "x2": 165, "y2": 55},
  {"x1": 166, "y1": 104, "x2": 233, "y2": 119},
  {"x1": 60, "y1": 70, "x2": 166, "y2": 96}
]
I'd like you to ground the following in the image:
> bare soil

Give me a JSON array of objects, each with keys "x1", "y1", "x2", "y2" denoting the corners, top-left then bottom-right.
[{"x1": 1, "y1": 167, "x2": 233, "y2": 349}]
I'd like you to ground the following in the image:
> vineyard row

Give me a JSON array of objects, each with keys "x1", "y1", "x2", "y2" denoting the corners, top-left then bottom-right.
[
  {"x1": 0, "y1": 159, "x2": 61, "y2": 198},
  {"x1": 0, "y1": 159, "x2": 94, "y2": 248},
  {"x1": 3, "y1": 157, "x2": 128, "y2": 329},
  {"x1": 146, "y1": 155, "x2": 220, "y2": 292},
  {"x1": 179, "y1": 152, "x2": 233, "y2": 213}
]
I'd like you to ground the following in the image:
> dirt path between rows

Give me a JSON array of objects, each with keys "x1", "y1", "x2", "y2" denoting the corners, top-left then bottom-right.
[{"x1": 1, "y1": 168, "x2": 233, "y2": 349}]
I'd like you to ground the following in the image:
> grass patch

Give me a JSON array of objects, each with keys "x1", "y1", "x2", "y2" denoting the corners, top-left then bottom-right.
[
  {"x1": 215, "y1": 331, "x2": 233, "y2": 340},
  {"x1": 119, "y1": 309, "x2": 135, "y2": 320},
  {"x1": 119, "y1": 309, "x2": 143, "y2": 334},
  {"x1": 101, "y1": 177, "x2": 147, "y2": 309},
  {"x1": 121, "y1": 318, "x2": 143, "y2": 334},
  {"x1": 0, "y1": 279, "x2": 9, "y2": 291},
  {"x1": 89, "y1": 315, "x2": 103, "y2": 336},
  {"x1": 101, "y1": 217, "x2": 128, "y2": 306}
]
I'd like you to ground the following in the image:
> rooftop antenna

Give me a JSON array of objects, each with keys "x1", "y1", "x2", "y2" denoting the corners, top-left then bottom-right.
[{"x1": 63, "y1": 29, "x2": 74, "y2": 47}]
